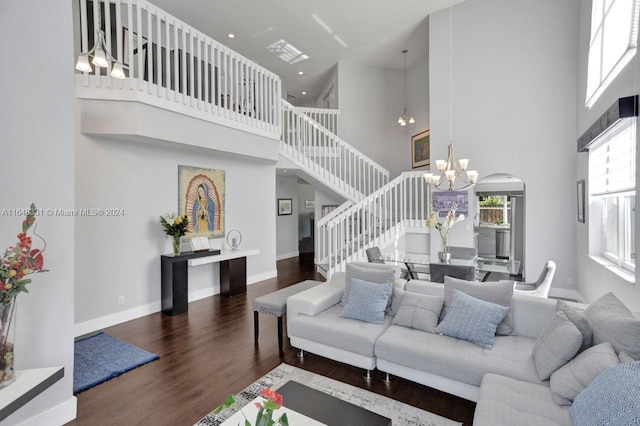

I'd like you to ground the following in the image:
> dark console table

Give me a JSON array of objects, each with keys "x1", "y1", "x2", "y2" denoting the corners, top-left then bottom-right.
[{"x1": 161, "y1": 248, "x2": 259, "y2": 315}]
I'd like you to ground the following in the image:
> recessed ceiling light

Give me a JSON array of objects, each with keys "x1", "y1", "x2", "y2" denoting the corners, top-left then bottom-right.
[
  {"x1": 228, "y1": 33, "x2": 235, "y2": 39},
  {"x1": 301, "y1": 91, "x2": 307, "y2": 95},
  {"x1": 298, "y1": 71, "x2": 304, "y2": 75}
]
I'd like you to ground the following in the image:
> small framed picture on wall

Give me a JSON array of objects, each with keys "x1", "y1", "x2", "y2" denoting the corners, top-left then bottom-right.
[
  {"x1": 278, "y1": 198, "x2": 292, "y2": 216},
  {"x1": 411, "y1": 130, "x2": 430, "y2": 169},
  {"x1": 577, "y1": 180, "x2": 585, "y2": 223}
]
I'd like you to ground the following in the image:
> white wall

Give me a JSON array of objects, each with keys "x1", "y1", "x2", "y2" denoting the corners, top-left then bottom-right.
[
  {"x1": 430, "y1": 0, "x2": 579, "y2": 291},
  {"x1": 337, "y1": 62, "x2": 412, "y2": 178},
  {"x1": 75, "y1": 115, "x2": 278, "y2": 331},
  {"x1": 276, "y1": 176, "x2": 299, "y2": 260},
  {"x1": 575, "y1": 0, "x2": 640, "y2": 309},
  {"x1": 406, "y1": 51, "x2": 431, "y2": 170},
  {"x1": 0, "y1": 1, "x2": 76, "y2": 423}
]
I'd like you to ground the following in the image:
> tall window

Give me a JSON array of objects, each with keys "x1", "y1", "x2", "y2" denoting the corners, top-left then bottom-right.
[
  {"x1": 589, "y1": 118, "x2": 636, "y2": 274},
  {"x1": 586, "y1": 0, "x2": 639, "y2": 107}
]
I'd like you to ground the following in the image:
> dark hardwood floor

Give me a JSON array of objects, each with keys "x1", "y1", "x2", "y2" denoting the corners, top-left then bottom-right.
[{"x1": 67, "y1": 258, "x2": 475, "y2": 425}]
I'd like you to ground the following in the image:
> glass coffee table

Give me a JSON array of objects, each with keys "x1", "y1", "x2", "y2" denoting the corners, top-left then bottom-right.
[{"x1": 220, "y1": 380, "x2": 392, "y2": 425}]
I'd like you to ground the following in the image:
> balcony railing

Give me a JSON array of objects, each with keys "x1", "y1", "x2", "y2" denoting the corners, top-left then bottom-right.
[{"x1": 75, "y1": 0, "x2": 282, "y2": 139}]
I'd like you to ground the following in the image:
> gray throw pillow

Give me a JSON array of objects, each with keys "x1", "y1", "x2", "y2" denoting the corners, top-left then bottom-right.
[
  {"x1": 549, "y1": 342, "x2": 619, "y2": 405},
  {"x1": 619, "y1": 351, "x2": 636, "y2": 363},
  {"x1": 532, "y1": 311, "x2": 583, "y2": 381},
  {"x1": 389, "y1": 287, "x2": 405, "y2": 317},
  {"x1": 560, "y1": 306, "x2": 593, "y2": 352},
  {"x1": 585, "y1": 292, "x2": 640, "y2": 360},
  {"x1": 435, "y1": 290, "x2": 508, "y2": 349},
  {"x1": 443, "y1": 276, "x2": 514, "y2": 335},
  {"x1": 342, "y1": 262, "x2": 397, "y2": 307},
  {"x1": 391, "y1": 293, "x2": 444, "y2": 333}
]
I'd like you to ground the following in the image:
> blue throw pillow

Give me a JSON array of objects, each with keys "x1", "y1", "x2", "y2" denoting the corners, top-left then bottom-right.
[
  {"x1": 340, "y1": 278, "x2": 392, "y2": 324},
  {"x1": 570, "y1": 361, "x2": 640, "y2": 425},
  {"x1": 435, "y1": 290, "x2": 508, "y2": 349}
]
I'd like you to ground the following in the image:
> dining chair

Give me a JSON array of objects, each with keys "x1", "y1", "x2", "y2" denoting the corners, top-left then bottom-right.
[
  {"x1": 448, "y1": 246, "x2": 478, "y2": 260},
  {"x1": 514, "y1": 260, "x2": 556, "y2": 298},
  {"x1": 365, "y1": 246, "x2": 384, "y2": 264},
  {"x1": 429, "y1": 263, "x2": 477, "y2": 283},
  {"x1": 365, "y1": 246, "x2": 420, "y2": 280}
]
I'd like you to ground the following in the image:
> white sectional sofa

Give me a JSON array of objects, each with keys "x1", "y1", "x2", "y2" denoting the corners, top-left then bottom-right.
[{"x1": 286, "y1": 262, "x2": 640, "y2": 426}]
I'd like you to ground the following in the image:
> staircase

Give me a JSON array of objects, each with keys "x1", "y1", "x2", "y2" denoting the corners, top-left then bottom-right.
[
  {"x1": 282, "y1": 102, "x2": 431, "y2": 278},
  {"x1": 73, "y1": 0, "x2": 430, "y2": 279}
]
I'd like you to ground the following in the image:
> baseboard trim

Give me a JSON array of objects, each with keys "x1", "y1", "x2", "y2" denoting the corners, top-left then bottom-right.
[
  {"x1": 74, "y1": 301, "x2": 162, "y2": 337},
  {"x1": 74, "y1": 270, "x2": 279, "y2": 337},
  {"x1": 16, "y1": 396, "x2": 77, "y2": 426},
  {"x1": 276, "y1": 251, "x2": 299, "y2": 261}
]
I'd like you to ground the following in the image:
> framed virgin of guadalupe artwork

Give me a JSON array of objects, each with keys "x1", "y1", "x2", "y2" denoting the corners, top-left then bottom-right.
[
  {"x1": 411, "y1": 129, "x2": 430, "y2": 169},
  {"x1": 178, "y1": 165, "x2": 226, "y2": 239}
]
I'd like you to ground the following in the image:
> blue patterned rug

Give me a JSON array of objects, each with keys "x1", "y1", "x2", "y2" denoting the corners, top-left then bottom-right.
[{"x1": 73, "y1": 332, "x2": 159, "y2": 394}]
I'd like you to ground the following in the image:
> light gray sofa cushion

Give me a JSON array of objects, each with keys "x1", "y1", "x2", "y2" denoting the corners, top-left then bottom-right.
[
  {"x1": 342, "y1": 262, "x2": 398, "y2": 308},
  {"x1": 585, "y1": 292, "x2": 640, "y2": 360},
  {"x1": 375, "y1": 325, "x2": 544, "y2": 388},
  {"x1": 435, "y1": 290, "x2": 508, "y2": 349},
  {"x1": 443, "y1": 276, "x2": 515, "y2": 335},
  {"x1": 532, "y1": 311, "x2": 582, "y2": 380},
  {"x1": 474, "y1": 374, "x2": 572, "y2": 426},
  {"x1": 549, "y1": 342, "x2": 619, "y2": 405},
  {"x1": 288, "y1": 305, "x2": 391, "y2": 357},
  {"x1": 391, "y1": 292, "x2": 443, "y2": 333}
]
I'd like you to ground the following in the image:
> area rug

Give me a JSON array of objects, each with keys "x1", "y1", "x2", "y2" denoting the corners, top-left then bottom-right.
[
  {"x1": 195, "y1": 363, "x2": 461, "y2": 426},
  {"x1": 73, "y1": 332, "x2": 159, "y2": 394}
]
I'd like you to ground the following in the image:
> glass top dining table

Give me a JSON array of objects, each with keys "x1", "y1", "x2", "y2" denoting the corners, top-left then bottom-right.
[
  {"x1": 379, "y1": 252, "x2": 476, "y2": 267},
  {"x1": 377, "y1": 252, "x2": 517, "y2": 281},
  {"x1": 375, "y1": 251, "x2": 477, "y2": 281}
]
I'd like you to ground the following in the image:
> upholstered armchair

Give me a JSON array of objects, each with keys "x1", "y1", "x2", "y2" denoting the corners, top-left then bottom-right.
[{"x1": 514, "y1": 260, "x2": 556, "y2": 298}]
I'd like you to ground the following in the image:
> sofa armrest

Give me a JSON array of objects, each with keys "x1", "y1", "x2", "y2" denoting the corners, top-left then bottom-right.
[
  {"x1": 511, "y1": 293, "x2": 557, "y2": 337},
  {"x1": 287, "y1": 285, "x2": 343, "y2": 317},
  {"x1": 328, "y1": 272, "x2": 346, "y2": 290}
]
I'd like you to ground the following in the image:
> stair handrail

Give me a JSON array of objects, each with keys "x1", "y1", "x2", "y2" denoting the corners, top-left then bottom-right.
[
  {"x1": 317, "y1": 171, "x2": 431, "y2": 276},
  {"x1": 281, "y1": 100, "x2": 389, "y2": 201},
  {"x1": 295, "y1": 107, "x2": 340, "y2": 135}
]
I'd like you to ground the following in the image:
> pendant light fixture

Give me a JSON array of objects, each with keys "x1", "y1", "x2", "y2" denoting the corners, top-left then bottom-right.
[
  {"x1": 423, "y1": 1, "x2": 478, "y2": 190},
  {"x1": 397, "y1": 49, "x2": 415, "y2": 126},
  {"x1": 75, "y1": 2, "x2": 127, "y2": 79}
]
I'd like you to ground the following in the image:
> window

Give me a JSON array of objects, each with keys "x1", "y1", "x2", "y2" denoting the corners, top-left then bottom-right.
[
  {"x1": 585, "y1": 0, "x2": 639, "y2": 107},
  {"x1": 478, "y1": 195, "x2": 511, "y2": 225},
  {"x1": 588, "y1": 117, "x2": 636, "y2": 275}
]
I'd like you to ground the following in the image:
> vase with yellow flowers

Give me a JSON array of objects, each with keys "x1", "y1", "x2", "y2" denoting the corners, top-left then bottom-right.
[
  {"x1": 160, "y1": 213, "x2": 189, "y2": 254},
  {"x1": 426, "y1": 202, "x2": 465, "y2": 263},
  {"x1": 0, "y1": 204, "x2": 48, "y2": 388}
]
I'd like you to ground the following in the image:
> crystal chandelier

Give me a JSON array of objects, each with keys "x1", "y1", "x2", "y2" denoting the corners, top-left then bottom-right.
[
  {"x1": 423, "y1": 1, "x2": 478, "y2": 191},
  {"x1": 75, "y1": 2, "x2": 127, "y2": 79},
  {"x1": 397, "y1": 50, "x2": 415, "y2": 126}
]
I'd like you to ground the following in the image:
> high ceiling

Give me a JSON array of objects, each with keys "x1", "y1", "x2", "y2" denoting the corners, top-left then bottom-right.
[{"x1": 150, "y1": 0, "x2": 465, "y2": 103}]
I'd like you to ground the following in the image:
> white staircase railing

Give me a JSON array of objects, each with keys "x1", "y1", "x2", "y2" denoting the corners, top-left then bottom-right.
[
  {"x1": 317, "y1": 171, "x2": 432, "y2": 276},
  {"x1": 281, "y1": 100, "x2": 389, "y2": 201},
  {"x1": 295, "y1": 107, "x2": 340, "y2": 135},
  {"x1": 75, "y1": 0, "x2": 282, "y2": 140}
]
